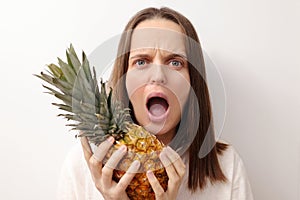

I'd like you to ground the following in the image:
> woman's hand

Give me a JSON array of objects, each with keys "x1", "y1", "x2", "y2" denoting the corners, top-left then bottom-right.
[
  {"x1": 81, "y1": 136, "x2": 140, "y2": 200},
  {"x1": 146, "y1": 146, "x2": 186, "y2": 200}
]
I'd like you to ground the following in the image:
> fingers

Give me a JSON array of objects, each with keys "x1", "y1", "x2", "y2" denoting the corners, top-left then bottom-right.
[
  {"x1": 102, "y1": 145, "x2": 127, "y2": 184},
  {"x1": 116, "y1": 160, "x2": 140, "y2": 192},
  {"x1": 93, "y1": 136, "x2": 115, "y2": 161},
  {"x1": 160, "y1": 146, "x2": 185, "y2": 175},
  {"x1": 159, "y1": 146, "x2": 180, "y2": 166},
  {"x1": 146, "y1": 146, "x2": 186, "y2": 200},
  {"x1": 159, "y1": 146, "x2": 186, "y2": 191},
  {"x1": 81, "y1": 136, "x2": 115, "y2": 181},
  {"x1": 147, "y1": 171, "x2": 165, "y2": 198},
  {"x1": 89, "y1": 139, "x2": 115, "y2": 181},
  {"x1": 80, "y1": 136, "x2": 133, "y2": 199},
  {"x1": 81, "y1": 136, "x2": 115, "y2": 164},
  {"x1": 80, "y1": 136, "x2": 93, "y2": 163}
]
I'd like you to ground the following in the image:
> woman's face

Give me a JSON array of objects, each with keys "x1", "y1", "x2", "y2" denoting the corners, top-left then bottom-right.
[{"x1": 125, "y1": 19, "x2": 191, "y2": 144}]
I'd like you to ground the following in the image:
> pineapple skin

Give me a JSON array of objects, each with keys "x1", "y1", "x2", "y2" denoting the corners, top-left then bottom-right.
[{"x1": 105, "y1": 124, "x2": 169, "y2": 200}]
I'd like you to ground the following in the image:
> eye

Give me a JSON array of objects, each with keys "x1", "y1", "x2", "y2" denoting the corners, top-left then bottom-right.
[
  {"x1": 134, "y1": 59, "x2": 148, "y2": 67},
  {"x1": 169, "y1": 60, "x2": 183, "y2": 68}
]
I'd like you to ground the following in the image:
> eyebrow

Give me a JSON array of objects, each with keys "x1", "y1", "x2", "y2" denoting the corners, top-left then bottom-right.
[{"x1": 129, "y1": 53, "x2": 187, "y2": 60}]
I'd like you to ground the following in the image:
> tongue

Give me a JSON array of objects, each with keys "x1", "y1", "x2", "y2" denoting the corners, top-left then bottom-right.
[
  {"x1": 149, "y1": 104, "x2": 166, "y2": 116},
  {"x1": 148, "y1": 98, "x2": 168, "y2": 117}
]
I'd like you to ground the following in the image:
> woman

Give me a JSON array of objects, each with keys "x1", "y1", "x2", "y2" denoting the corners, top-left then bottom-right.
[{"x1": 58, "y1": 7, "x2": 254, "y2": 200}]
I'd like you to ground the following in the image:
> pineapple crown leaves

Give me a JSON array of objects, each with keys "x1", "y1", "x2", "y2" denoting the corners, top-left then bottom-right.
[{"x1": 35, "y1": 44, "x2": 131, "y2": 144}]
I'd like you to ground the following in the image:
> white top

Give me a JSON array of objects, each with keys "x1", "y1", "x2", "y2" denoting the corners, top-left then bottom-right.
[{"x1": 57, "y1": 141, "x2": 254, "y2": 200}]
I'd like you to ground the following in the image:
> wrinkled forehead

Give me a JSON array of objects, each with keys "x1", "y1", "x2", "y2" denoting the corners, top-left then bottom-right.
[{"x1": 130, "y1": 28, "x2": 187, "y2": 57}]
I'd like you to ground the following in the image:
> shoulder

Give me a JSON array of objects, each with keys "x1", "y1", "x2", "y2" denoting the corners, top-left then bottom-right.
[
  {"x1": 57, "y1": 141, "x2": 105, "y2": 199},
  {"x1": 177, "y1": 140, "x2": 253, "y2": 200},
  {"x1": 217, "y1": 139, "x2": 244, "y2": 166},
  {"x1": 216, "y1": 139, "x2": 247, "y2": 175},
  {"x1": 63, "y1": 141, "x2": 87, "y2": 172},
  {"x1": 59, "y1": 141, "x2": 89, "y2": 184},
  {"x1": 216, "y1": 140, "x2": 254, "y2": 199}
]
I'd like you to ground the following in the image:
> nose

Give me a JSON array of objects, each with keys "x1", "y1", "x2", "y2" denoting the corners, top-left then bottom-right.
[{"x1": 150, "y1": 64, "x2": 167, "y2": 85}]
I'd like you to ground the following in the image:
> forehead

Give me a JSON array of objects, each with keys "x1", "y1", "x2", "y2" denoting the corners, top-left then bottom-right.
[
  {"x1": 130, "y1": 19, "x2": 187, "y2": 56},
  {"x1": 129, "y1": 48, "x2": 187, "y2": 60}
]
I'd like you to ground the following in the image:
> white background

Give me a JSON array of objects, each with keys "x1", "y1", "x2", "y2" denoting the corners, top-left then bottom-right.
[{"x1": 0, "y1": 0, "x2": 299, "y2": 199}]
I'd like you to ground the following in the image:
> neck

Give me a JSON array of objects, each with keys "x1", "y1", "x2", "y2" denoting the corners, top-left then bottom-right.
[{"x1": 156, "y1": 127, "x2": 176, "y2": 145}]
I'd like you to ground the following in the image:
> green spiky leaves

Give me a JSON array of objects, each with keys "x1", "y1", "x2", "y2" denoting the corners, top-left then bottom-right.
[{"x1": 35, "y1": 44, "x2": 131, "y2": 145}]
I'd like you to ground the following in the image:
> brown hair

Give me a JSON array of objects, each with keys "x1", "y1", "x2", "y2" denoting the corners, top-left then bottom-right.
[{"x1": 109, "y1": 7, "x2": 228, "y2": 191}]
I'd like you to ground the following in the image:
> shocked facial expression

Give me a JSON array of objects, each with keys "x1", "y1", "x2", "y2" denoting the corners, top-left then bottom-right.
[{"x1": 125, "y1": 19, "x2": 191, "y2": 144}]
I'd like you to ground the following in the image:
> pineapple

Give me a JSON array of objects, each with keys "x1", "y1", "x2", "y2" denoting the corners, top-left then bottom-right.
[{"x1": 35, "y1": 45, "x2": 168, "y2": 200}]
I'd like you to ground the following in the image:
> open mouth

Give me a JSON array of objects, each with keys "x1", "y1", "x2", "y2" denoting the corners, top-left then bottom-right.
[{"x1": 146, "y1": 95, "x2": 169, "y2": 122}]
